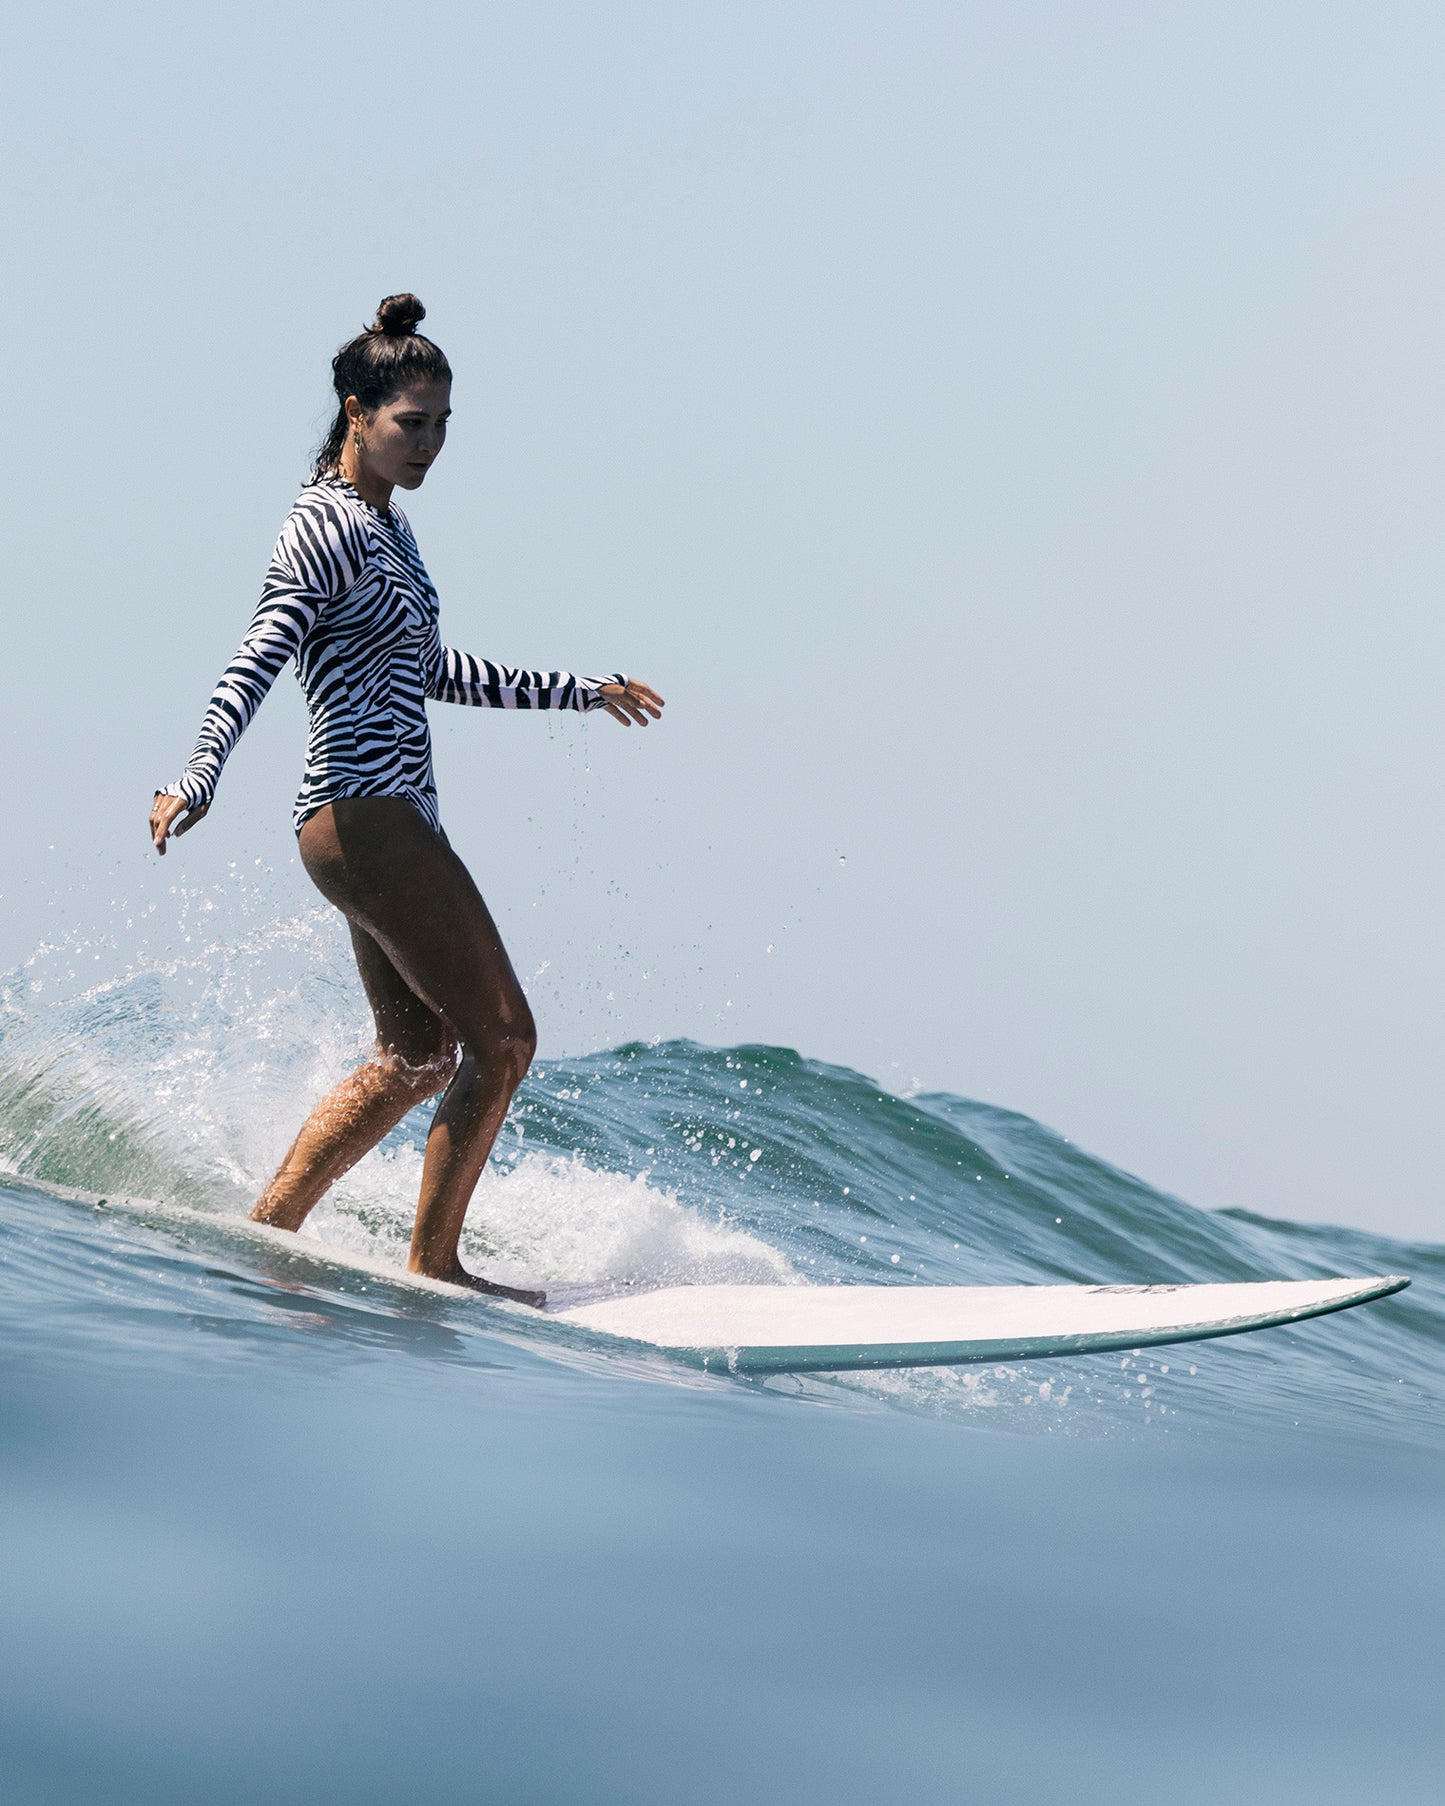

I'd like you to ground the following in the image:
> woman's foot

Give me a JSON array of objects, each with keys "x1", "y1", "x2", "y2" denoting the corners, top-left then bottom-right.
[{"x1": 411, "y1": 1260, "x2": 545, "y2": 1308}]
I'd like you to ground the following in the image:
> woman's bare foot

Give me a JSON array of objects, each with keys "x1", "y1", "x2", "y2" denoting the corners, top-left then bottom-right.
[{"x1": 411, "y1": 1260, "x2": 545, "y2": 1308}]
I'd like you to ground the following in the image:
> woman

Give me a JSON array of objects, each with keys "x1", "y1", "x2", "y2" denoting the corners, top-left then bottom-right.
[{"x1": 150, "y1": 294, "x2": 663, "y2": 1306}]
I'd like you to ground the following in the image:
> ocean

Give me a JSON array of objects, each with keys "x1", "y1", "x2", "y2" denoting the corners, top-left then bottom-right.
[{"x1": 2, "y1": 889, "x2": 1441, "y2": 1803}]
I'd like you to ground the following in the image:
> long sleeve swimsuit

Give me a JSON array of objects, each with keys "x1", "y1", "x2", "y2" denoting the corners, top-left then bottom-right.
[{"x1": 163, "y1": 475, "x2": 622, "y2": 834}]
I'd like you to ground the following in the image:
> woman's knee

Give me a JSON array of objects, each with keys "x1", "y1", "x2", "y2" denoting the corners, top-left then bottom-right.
[
  {"x1": 382, "y1": 1038, "x2": 460, "y2": 1101},
  {"x1": 463, "y1": 1003, "x2": 536, "y2": 1086},
  {"x1": 513, "y1": 1014, "x2": 538, "y2": 1081}
]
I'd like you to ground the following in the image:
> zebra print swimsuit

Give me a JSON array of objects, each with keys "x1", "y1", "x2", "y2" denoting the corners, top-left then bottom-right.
[{"x1": 163, "y1": 475, "x2": 622, "y2": 834}]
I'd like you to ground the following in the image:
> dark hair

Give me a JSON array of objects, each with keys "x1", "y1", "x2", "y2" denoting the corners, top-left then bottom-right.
[{"x1": 313, "y1": 294, "x2": 452, "y2": 476}]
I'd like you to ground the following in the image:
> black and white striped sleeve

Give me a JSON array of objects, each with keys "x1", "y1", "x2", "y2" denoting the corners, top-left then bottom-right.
[
  {"x1": 161, "y1": 496, "x2": 368, "y2": 811},
  {"x1": 427, "y1": 644, "x2": 624, "y2": 713}
]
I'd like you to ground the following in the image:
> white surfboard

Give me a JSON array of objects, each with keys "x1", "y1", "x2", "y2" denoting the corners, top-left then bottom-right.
[
  {"x1": 551, "y1": 1276, "x2": 1410, "y2": 1374},
  {"x1": 15, "y1": 1175, "x2": 1408, "y2": 1375}
]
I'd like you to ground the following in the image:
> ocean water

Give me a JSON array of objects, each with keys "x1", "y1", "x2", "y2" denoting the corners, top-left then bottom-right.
[{"x1": 2, "y1": 891, "x2": 1442, "y2": 1804}]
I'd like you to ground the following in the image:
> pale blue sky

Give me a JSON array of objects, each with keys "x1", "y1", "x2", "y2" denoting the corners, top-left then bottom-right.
[{"x1": 3, "y1": 3, "x2": 1442, "y2": 1237}]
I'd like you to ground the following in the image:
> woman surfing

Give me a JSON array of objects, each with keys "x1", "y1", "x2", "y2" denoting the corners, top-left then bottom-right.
[{"x1": 149, "y1": 294, "x2": 663, "y2": 1306}]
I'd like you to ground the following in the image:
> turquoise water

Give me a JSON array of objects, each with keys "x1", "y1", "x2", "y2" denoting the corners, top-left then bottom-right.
[{"x1": 2, "y1": 901, "x2": 1442, "y2": 1802}]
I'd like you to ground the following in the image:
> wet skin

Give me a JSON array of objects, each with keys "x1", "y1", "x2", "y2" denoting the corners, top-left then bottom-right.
[{"x1": 255, "y1": 796, "x2": 547, "y2": 1307}]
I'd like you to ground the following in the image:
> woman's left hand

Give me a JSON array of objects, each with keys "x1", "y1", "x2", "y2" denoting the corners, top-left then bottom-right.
[{"x1": 597, "y1": 679, "x2": 665, "y2": 726}]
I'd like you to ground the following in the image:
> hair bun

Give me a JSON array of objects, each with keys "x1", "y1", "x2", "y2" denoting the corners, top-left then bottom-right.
[{"x1": 372, "y1": 293, "x2": 426, "y2": 337}]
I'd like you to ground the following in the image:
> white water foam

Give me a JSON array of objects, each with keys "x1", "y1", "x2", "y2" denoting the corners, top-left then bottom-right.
[{"x1": 309, "y1": 1144, "x2": 795, "y2": 1294}]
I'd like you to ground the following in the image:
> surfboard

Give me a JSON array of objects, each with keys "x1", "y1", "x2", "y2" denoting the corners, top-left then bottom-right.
[
  {"x1": 15, "y1": 1175, "x2": 1408, "y2": 1375},
  {"x1": 551, "y1": 1276, "x2": 1410, "y2": 1374}
]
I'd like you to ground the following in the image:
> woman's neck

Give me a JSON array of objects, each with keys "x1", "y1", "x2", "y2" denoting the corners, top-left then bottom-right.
[{"x1": 336, "y1": 449, "x2": 393, "y2": 514}]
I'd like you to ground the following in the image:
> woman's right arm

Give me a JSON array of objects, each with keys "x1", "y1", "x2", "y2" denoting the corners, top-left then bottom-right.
[{"x1": 150, "y1": 495, "x2": 366, "y2": 854}]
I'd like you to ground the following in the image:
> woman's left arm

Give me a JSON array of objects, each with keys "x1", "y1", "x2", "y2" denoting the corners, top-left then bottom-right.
[{"x1": 428, "y1": 645, "x2": 664, "y2": 725}]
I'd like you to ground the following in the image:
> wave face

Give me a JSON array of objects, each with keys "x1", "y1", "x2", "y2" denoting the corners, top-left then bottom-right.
[{"x1": 2, "y1": 896, "x2": 1441, "y2": 1444}]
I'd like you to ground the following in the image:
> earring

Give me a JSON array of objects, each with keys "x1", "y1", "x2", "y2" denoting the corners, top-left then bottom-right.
[{"x1": 352, "y1": 426, "x2": 364, "y2": 458}]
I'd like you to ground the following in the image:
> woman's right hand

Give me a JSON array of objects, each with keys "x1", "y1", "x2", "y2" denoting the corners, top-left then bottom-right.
[{"x1": 150, "y1": 791, "x2": 209, "y2": 856}]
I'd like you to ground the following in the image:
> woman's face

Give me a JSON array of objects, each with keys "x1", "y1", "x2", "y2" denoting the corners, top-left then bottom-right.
[{"x1": 348, "y1": 379, "x2": 452, "y2": 490}]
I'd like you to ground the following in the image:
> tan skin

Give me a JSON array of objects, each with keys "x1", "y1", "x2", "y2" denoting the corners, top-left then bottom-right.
[{"x1": 149, "y1": 378, "x2": 664, "y2": 1306}]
